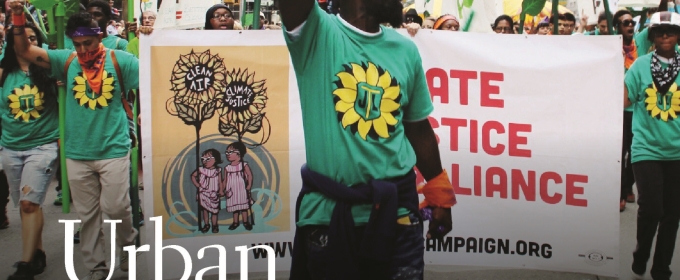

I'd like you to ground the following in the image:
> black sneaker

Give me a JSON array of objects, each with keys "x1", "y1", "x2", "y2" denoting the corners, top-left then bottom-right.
[
  {"x1": 31, "y1": 250, "x2": 46, "y2": 275},
  {"x1": 7, "y1": 261, "x2": 35, "y2": 280}
]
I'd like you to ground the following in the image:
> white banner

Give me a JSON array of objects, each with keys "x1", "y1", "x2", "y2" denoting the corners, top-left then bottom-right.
[
  {"x1": 154, "y1": 0, "x2": 221, "y2": 29},
  {"x1": 140, "y1": 30, "x2": 622, "y2": 279}
]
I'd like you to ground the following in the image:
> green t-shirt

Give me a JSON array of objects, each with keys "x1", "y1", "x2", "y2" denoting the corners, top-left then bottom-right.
[
  {"x1": 47, "y1": 49, "x2": 139, "y2": 160},
  {"x1": 283, "y1": 2, "x2": 434, "y2": 226},
  {"x1": 624, "y1": 53, "x2": 680, "y2": 163},
  {"x1": 65, "y1": 35, "x2": 129, "y2": 52},
  {"x1": 0, "y1": 71, "x2": 59, "y2": 150},
  {"x1": 127, "y1": 37, "x2": 139, "y2": 58}
]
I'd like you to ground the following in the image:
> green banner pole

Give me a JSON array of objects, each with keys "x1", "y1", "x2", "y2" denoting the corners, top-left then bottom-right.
[
  {"x1": 253, "y1": 0, "x2": 261, "y2": 30},
  {"x1": 55, "y1": 1, "x2": 69, "y2": 214},
  {"x1": 519, "y1": 13, "x2": 526, "y2": 34},
  {"x1": 602, "y1": 0, "x2": 614, "y2": 35},
  {"x1": 127, "y1": 0, "x2": 141, "y2": 246},
  {"x1": 551, "y1": 0, "x2": 559, "y2": 34}
]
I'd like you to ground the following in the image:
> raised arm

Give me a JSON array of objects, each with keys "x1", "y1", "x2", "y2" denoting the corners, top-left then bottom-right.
[
  {"x1": 9, "y1": 0, "x2": 51, "y2": 69},
  {"x1": 279, "y1": 0, "x2": 315, "y2": 30}
]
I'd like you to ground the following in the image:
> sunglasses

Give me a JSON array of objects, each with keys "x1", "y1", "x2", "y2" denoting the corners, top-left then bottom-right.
[
  {"x1": 653, "y1": 27, "x2": 680, "y2": 37},
  {"x1": 225, "y1": 150, "x2": 240, "y2": 155},
  {"x1": 621, "y1": 20, "x2": 635, "y2": 27}
]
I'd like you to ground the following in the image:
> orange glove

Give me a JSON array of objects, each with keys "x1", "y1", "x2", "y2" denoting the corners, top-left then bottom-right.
[{"x1": 417, "y1": 169, "x2": 456, "y2": 209}]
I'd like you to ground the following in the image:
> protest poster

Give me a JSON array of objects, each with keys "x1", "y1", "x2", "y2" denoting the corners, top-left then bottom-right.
[{"x1": 140, "y1": 30, "x2": 621, "y2": 278}]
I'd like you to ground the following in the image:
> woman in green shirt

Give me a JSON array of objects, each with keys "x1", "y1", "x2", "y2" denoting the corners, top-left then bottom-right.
[
  {"x1": 1, "y1": 22, "x2": 59, "y2": 280},
  {"x1": 624, "y1": 11, "x2": 680, "y2": 280}
]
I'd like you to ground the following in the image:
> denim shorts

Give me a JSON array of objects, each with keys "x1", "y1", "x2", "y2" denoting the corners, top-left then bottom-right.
[{"x1": 1, "y1": 142, "x2": 59, "y2": 206}]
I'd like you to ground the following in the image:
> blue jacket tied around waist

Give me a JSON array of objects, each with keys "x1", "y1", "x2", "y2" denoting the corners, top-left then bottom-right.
[{"x1": 289, "y1": 164, "x2": 421, "y2": 280}]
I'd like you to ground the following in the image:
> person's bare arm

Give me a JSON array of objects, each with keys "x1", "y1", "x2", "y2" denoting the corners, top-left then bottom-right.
[
  {"x1": 280, "y1": 0, "x2": 314, "y2": 30},
  {"x1": 8, "y1": 0, "x2": 50, "y2": 69},
  {"x1": 404, "y1": 119, "x2": 453, "y2": 240}
]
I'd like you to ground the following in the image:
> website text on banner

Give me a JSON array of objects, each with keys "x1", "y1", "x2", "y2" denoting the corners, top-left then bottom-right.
[{"x1": 139, "y1": 30, "x2": 622, "y2": 279}]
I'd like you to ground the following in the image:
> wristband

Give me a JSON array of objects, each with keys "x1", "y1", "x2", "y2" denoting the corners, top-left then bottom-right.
[
  {"x1": 417, "y1": 169, "x2": 457, "y2": 209},
  {"x1": 12, "y1": 13, "x2": 26, "y2": 27}
]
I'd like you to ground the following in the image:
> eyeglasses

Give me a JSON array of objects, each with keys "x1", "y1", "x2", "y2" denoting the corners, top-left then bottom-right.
[
  {"x1": 201, "y1": 156, "x2": 214, "y2": 162},
  {"x1": 142, "y1": 16, "x2": 156, "y2": 21},
  {"x1": 225, "y1": 150, "x2": 240, "y2": 155},
  {"x1": 621, "y1": 20, "x2": 635, "y2": 27},
  {"x1": 494, "y1": 27, "x2": 512, "y2": 32},
  {"x1": 212, "y1": 13, "x2": 232, "y2": 20}
]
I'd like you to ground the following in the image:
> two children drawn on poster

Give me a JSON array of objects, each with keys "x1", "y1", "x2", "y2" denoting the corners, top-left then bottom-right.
[{"x1": 191, "y1": 142, "x2": 254, "y2": 233}]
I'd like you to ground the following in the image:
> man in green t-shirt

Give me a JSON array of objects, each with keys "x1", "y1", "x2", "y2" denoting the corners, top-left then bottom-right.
[
  {"x1": 9, "y1": 2, "x2": 138, "y2": 279},
  {"x1": 281, "y1": 0, "x2": 455, "y2": 278}
]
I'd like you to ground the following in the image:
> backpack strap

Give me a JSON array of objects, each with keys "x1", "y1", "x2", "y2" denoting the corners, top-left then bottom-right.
[
  {"x1": 64, "y1": 51, "x2": 77, "y2": 82},
  {"x1": 110, "y1": 50, "x2": 134, "y2": 120}
]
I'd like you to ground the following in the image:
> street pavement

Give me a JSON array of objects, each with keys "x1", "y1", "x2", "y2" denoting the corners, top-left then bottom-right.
[{"x1": 0, "y1": 181, "x2": 672, "y2": 280}]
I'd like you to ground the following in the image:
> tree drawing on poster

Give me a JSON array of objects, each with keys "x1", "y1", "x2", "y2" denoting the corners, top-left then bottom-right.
[
  {"x1": 166, "y1": 49, "x2": 278, "y2": 237},
  {"x1": 168, "y1": 49, "x2": 226, "y2": 231}
]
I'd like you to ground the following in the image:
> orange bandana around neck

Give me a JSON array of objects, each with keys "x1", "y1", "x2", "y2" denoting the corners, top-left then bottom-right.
[
  {"x1": 77, "y1": 43, "x2": 107, "y2": 94},
  {"x1": 624, "y1": 40, "x2": 638, "y2": 70}
]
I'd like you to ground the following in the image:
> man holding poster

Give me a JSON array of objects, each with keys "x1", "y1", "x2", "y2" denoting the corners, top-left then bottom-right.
[{"x1": 280, "y1": 0, "x2": 456, "y2": 279}]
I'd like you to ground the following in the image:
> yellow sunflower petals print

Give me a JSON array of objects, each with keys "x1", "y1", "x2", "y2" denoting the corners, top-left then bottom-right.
[
  {"x1": 644, "y1": 83, "x2": 680, "y2": 121},
  {"x1": 378, "y1": 71, "x2": 392, "y2": 89},
  {"x1": 73, "y1": 72, "x2": 114, "y2": 110},
  {"x1": 351, "y1": 63, "x2": 366, "y2": 83},
  {"x1": 358, "y1": 119, "x2": 372, "y2": 140},
  {"x1": 366, "y1": 63, "x2": 379, "y2": 86},
  {"x1": 335, "y1": 101, "x2": 353, "y2": 113},
  {"x1": 382, "y1": 113, "x2": 398, "y2": 126},
  {"x1": 342, "y1": 109, "x2": 361, "y2": 128},
  {"x1": 381, "y1": 99, "x2": 401, "y2": 113},
  {"x1": 337, "y1": 72, "x2": 358, "y2": 91},
  {"x1": 7, "y1": 84, "x2": 45, "y2": 122},
  {"x1": 645, "y1": 88, "x2": 657, "y2": 97},
  {"x1": 333, "y1": 88, "x2": 357, "y2": 103},
  {"x1": 97, "y1": 96, "x2": 109, "y2": 107},
  {"x1": 372, "y1": 117, "x2": 390, "y2": 138},
  {"x1": 383, "y1": 86, "x2": 400, "y2": 100},
  {"x1": 334, "y1": 62, "x2": 402, "y2": 140}
]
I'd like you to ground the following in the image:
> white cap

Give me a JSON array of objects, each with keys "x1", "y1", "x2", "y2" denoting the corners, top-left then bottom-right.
[
  {"x1": 649, "y1": 11, "x2": 680, "y2": 28},
  {"x1": 260, "y1": 12, "x2": 265, "y2": 18}
]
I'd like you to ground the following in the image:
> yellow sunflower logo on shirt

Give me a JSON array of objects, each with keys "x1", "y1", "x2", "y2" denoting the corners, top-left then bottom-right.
[
  {"x1": 73, "y1": 71, "x2": 115, "y2": 110},
  {"x1": 334, "y1": 62, "x2": 401, "y2": 140},
  {"x1": 8, "y1": 84, "x2": 44, "y2": 122},
  {"x1": 644, "y1": 83, "x2": 680, "y2": 121}
]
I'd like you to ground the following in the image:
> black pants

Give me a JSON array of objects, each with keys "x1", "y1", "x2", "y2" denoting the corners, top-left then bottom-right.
[
  {"x1": 301, "y1": 215, "x2": 424, "y2": 280},
  {"x1": 632, "y1": 160, "x2": 680, "y2": 280},
  {"x1": 621, "y1": 111, "x2": 635, "y2": 200},
  {"x1": 0, "y1": 170, "x2": 9, "y2": 216}
]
